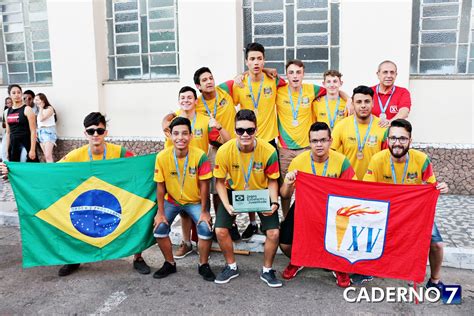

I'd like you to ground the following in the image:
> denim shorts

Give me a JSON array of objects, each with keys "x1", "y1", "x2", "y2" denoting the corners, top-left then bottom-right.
[
  {"x1": 431, "y1": 221, "x2": 443, "y2": 243},
  {"x1": 37, "y1": 127, "x2": 57, "y2": 144},
  {"x1": 154, "y1": 200, "x2": 212, "y2": 240}
]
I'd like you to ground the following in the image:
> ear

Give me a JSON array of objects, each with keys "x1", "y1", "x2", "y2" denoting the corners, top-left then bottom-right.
[{"x1": 104, "y1": 130, "x2": 109, "y2": 137}]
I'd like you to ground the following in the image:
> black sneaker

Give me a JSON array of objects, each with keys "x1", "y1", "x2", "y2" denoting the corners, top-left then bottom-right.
[
  {"x1": 133, "y1": 257, "x2": 151, "y2": 275},
  {"x1": 58, "y1": 263, "x2": 80, "y2": 277},
  {"x1": 230, "y1": 223, "x2": 241, "y2": 241},
  {"x1": 214, "y1": 265, "x2": 239, "y2": 284},
  {"x1": 198, "y1": 263, "x2": 216, "y2": 282},
  {"x1": 241, "y1": 223, "x2": 258, "y2": 240},
  {"x1": 153, "y1": 261, "x2": 177, "y2": 279}
]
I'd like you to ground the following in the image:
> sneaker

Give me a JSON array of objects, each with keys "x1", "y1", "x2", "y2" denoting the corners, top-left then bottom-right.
[
  {"x1": 241, "y1": 223, "x2": 258, "y2": 240},
  {"x1": 230, "y1": 224, "x2": 241, "y2": 241},
  {"x1": 260, "y1": 269, "x2": 283, "y2": 288},
  {"x1": 133, "y1": 257, "x2": 151, "y2": 275},
  {"x1": 350, "y1": 274, "x2": 373, "y2": 285},
  {"x1": 153, "y1": 261, "x2": 177, "y2": 279},
  {"x1": 425, "y1": 279, "x2": 445, "y2": 292},
  {"x1": 58, "y1": 263, "x2": 80, "y2": 277},
  {"x1": 334, "y1": 271, "x2": 351, "y2": 288},
  {"x1": 174, "y1": 241, "x2": 193, "y2": 259},
  {"x1": 198, "y1": 263, "x2": 216, "y2": 282},
  {"x1": 214, "y1": 265, "x2": 239, "y2": 284},
  {"x1": 282, "y1": 263, "x2": 304, "y2": 280}
]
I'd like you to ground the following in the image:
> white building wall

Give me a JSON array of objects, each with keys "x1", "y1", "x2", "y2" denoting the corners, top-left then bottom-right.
[{"x1": 1, "y1": 0, "x2": 473, "y2": 144}]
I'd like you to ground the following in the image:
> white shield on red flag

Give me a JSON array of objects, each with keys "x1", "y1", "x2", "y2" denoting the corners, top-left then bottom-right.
[{"x1": 324, "y1": 195, "x2": 390, "y2": 264}]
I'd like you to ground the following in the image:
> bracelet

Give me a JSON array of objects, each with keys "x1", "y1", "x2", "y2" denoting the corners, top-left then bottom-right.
[{"x1": 270, "y1": 202, "x2": 280, "y2": 210}]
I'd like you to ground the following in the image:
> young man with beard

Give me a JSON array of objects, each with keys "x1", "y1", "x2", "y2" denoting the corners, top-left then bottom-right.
[
  {"x1": 364, "y1": 119, "x2": 448, "y2": 291},
  {"x1": 331, "y1": 85, "x2": 388, "y2": 181}
]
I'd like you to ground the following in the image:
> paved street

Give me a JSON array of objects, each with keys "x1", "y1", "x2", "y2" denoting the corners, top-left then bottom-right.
[{"x1": 0, "y1": 226, "x2": 472, "y2": 314}]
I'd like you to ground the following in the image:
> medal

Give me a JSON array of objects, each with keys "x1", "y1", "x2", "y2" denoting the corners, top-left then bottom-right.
[
  {"x1": 379, "y1": 113, "x2": 387, "y2": 121},
  {"x1": 376, "y1": 84, "x2": 395, "y2": 119},
  {"x1": 325, "y1": 96, "x2": 341, "y2": 130},
  {"x1": 237, "y1": 139, "x2": 255, "y2": 192},
  {"x1": 244, "y1": 183, "x2": 249, "y2": 190},
  {"x1": 353, "y1": 115, "x2": 373, "y2": 161},
  {"x1": 288, "y1": 86, "x2": 302, "y2": 129},
  {"x1": 248, "y1": 76, "x2": 264, "y2": 117},
  {"x1": 254, "y1": 108, "x2": 258, "y2": 116},
  {"x1": 357, "y1": 151, "x2": 364, "y2": 160}
]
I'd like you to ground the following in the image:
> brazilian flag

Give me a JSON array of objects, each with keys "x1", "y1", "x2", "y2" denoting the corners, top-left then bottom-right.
[{"x1": 7, "y1": 154, "x2": 157, "y2": 268}]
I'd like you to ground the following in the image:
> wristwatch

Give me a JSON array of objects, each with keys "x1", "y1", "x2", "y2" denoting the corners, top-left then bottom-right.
[{"x1": 270, "y1": 202, "x2": 280, "y2": 210}]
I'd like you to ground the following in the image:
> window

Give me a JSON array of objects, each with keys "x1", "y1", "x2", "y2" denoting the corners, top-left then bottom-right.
[
  {"x1": 0, "y1": 0, "x2": 52, "y2": 85},
  {"x1": 243, "y1": 0, "x2": 339, "y2": 76},
  {"x1": 106, "y1": 0, "x2": 179, "y2": 80},
  {"x1": 410, "y1": 0, "x2": 473, "y2": 75}
]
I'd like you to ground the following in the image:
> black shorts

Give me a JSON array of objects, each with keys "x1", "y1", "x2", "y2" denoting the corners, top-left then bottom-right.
[{"x1": 279, "y1": 203, "x2": 295, "y2": 245}]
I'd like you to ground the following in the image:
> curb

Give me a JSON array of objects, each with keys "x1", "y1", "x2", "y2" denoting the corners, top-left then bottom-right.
[{"x1": 2, "y1": 210, "x2": 473, "y2": 271}]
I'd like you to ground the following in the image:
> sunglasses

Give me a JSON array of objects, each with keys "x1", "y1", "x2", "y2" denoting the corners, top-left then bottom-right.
[
  {"x1": 85, "y1": 128, "x2": 106, "y2": 136},
  {"x1": 235, "y1": 127, "x2": 256, "y2": 136}
]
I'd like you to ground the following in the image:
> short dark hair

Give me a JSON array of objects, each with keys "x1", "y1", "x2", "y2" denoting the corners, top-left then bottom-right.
[
  {"x1": 352, "y1": 85, "x2": 374, "y2": 98},
  {"x1": 7, "y1": 84, "x2": 22, "y2": 95},
  {"x1": 286, "y1": 59, "x2": 304, "y2": 71},
  {"x1": 169, "y1": 116, "x2": 192, "y2": 133},
  {"x1": 193, "y1": 67, "x2": 212, "y2": 86},
  {"x1": 309, "y1": 122, "x2": 331, "y2": 139},
  {"x1": 178, "y1": 86, "x2": 197, "y2": 99},
  {"x1": 235, "y1": 109, "x2": 257, "y2": 126},
  {"x1": 245, "y1": 42, "x2": 265, "y2": 60},
  {"x1": 23, "y1": 90, "x2": 35, "y2": 98},
  {"x1": 323, "y1": 70, "x2": 343, "y2": 81},
  {"x1": 84, "y1": 112, "x2": 107, "y2": 129},
  {"x1": 389, "y1": 119, "x2": 412, "y2": 137}
]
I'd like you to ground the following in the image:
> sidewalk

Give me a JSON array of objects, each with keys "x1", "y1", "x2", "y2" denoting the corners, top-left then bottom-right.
[{"x1": 1, "y1": 179, "x2": 472, "y2": 270}]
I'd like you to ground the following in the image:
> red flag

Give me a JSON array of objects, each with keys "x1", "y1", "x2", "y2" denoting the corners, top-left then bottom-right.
[{"x1": 291, "y1": 171, "x2": 440, "y2": 283}]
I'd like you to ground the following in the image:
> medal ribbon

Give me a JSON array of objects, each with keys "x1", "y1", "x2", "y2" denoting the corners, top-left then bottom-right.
[
  {"x1": 310, "y1": 153, "x2": 328, "y2": 176},
  {"x1": 201, "y1": 91, "x2": 218, "y2": 118},
  {"x1": 390, "y1": 152, "x2": 410, "y2": 184},
  {"x1": 353, "y1": 115, "x2": 373, "y2": 153},
  {"x1": 287, "y1": 86, "x2": 303, "y2": 123},
  {"x1": 325, "y1": 96, "x2": 341, "y2": 129},
  {"x1": 236, "y1": 139, "x2": 255, "y2": 190},
  {"x1": 173, "y1": 149, "x2": 189, "y2": 197},
  {"x1": 376, "y1": 84, "x2": 396, "y2": 116},
  {"x1": 248, "y1": 76, "x2": 264, "y2": 113},
  {"x1": 88, "y1": 144, "x2": 107, "y2": 161}
]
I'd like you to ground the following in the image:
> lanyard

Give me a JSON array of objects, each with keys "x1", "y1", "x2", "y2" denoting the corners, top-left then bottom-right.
[
  {"x1": 390, "y1": 153, "x2": 410, "y2": 184},
  {"x1": 88, "y1": 144, "x2": 107, "y2": 161},
  {"x1": 376, "y1": 84, "x2": 396, "y2": 115},
  {"x1": 248, "y1": 76, "x2": 264, "y2": 112},
  {"x1": 353, "y1": 115, "x2": 373, "y2": 153},
  {"x1": 201, "y1": 92, "x2": 218, "y2": 118},
  {"x1": 288, "y1": 86, "x2": 302, "y2": 122},
  {"x1": 173, "y1": 149, "x2": 189, "y2": 197},
  {"x1": 190, "y1": 113, "x2": 197, "y2": 132},
  {"x1": 325, "y1": 96, "x2": 341, "y2": 129},
  {"x1": 310, "y1": 153, "x2": 328, "y2": 176},
  {"x1": 236, "y1": 139, "x2": 255, "y2": 190}
]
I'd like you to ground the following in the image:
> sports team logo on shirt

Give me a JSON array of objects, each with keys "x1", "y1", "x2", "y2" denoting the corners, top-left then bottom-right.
[
  {"x1": 263, "y1": 87, "x2": 272, "y2": 97},
  {"x1": 232, "y1": 163, "x2": 240, "y2": 170},
  {"x1": 407, "y1": 172, "x2": 418, "y2": 180},
  {"x1": 170, "y1": 171, "x2": 178, "y2": 177},
  {"x1": 219, "y1": 99, "x2": 227, "y2": 107},
  {"x1": 337, "y1": 110, "x2": 345, "y2": 117},
  {"x1": 348, "y1": 136, "x2": 357, "y2": 143},
  {"x1": 325, "y1": 195, "x2": 389, "y2": 263},
  {"x1": 319, "y1": 112, "x2": 327, "y2": 117},
  {"x1": 189, "y1": 167, "x2": 197, "y2": 176},
  {"x1": 302, "y1": 97, "x2": 310, "y2": 105},
  {"x1": 383, "y1": 175, "x2": 392, "y2": 180},
  {"x1": 327, "y1": 173, "x2": 338, "y2": 178},
  {"x1": 253, "y1": 162, "x2": 263, "y2": 173},
  {"x1": 194, "y1": 128, "x2": 203, "y2": 138},
  {"x1": 390, "y1": 105, "x2": 398, "y2": 113},
  {"x1": 367, "y1": 135, "x2": 378, "y2": 147}
]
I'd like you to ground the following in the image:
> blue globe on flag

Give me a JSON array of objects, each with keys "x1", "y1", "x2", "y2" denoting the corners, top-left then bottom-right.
[{"x1": 70, "y1": 190, "x2": 122, "y2": 238}]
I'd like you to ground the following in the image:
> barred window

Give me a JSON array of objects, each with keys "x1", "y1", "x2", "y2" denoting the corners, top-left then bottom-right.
[
  {"x1": 410, "y1": 0, "x2": 473, "y2": 75},
  {"x1": 243, "y1": 0, "x2": 340, "y2": 76},
  {"x1": 106, "y1": 0, "x2": 179, "y2": 80},
  {"x1": 0, "y1": 0, "x2": 52, "y2": 85}
]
